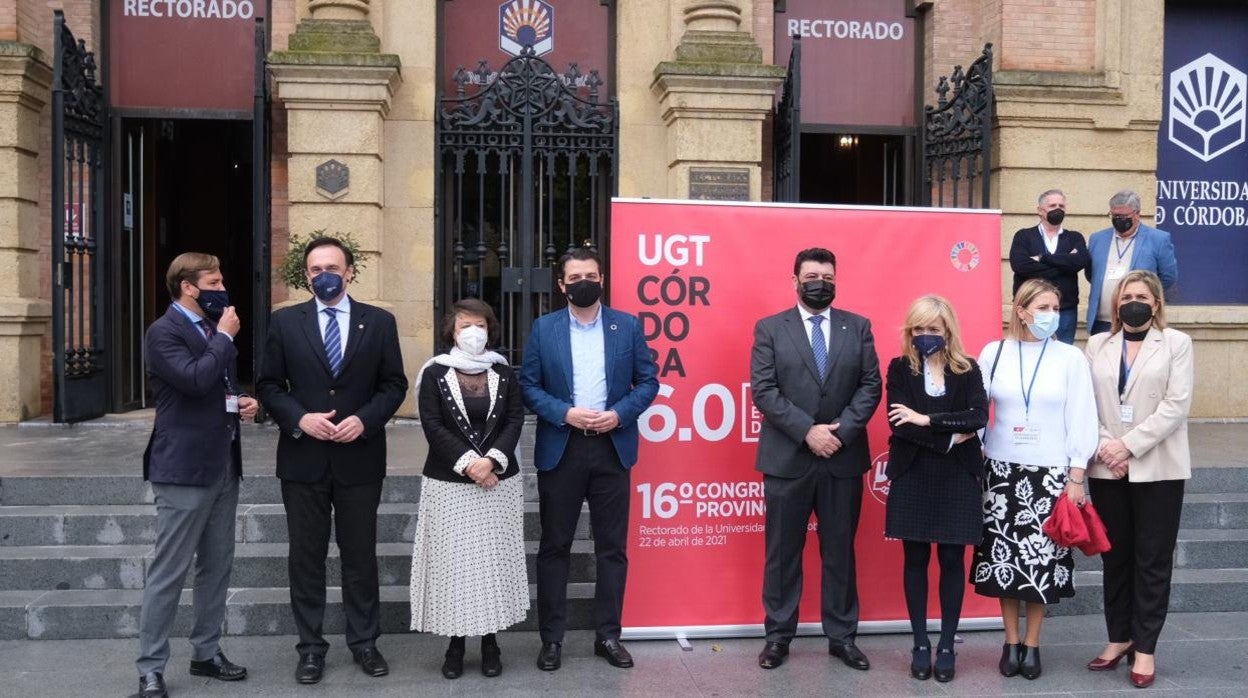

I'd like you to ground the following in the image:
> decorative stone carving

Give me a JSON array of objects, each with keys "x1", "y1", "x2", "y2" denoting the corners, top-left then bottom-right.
[
  {"x1": 315, "y1": 159, "x2": 350, "y2": 200},
  {"x1": 684, "y1": 1, "x2": 743, "y2": 33},
  {"x1": 309, "y1": 0, "x2": 371, "y2": 22}
]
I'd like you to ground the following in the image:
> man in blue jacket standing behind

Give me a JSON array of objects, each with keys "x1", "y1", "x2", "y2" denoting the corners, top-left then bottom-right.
[
  {"x1": 137, "y1": 253, "x2": 258, "y2": 698},
  {"x1": 521, "y1": 247, "x2": 659, "y2": 673},
  {"x1": 1086, "y1": 190, "x2": 1179, "y2": 335}
]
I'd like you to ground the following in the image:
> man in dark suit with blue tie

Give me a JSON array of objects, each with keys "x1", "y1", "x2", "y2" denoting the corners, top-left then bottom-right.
[
  {"x1": 257, "y1": 237, "x2": 408, "y2": 685},
  {"x1": 137, "y1": 253, "x2": 258, "y2": 698},
  {"x1": 750, "y1": 248, "x2": 882, "y2": 671},
  {"x1": 520, "y1": 247, "x2": 659, "y2": 672}
]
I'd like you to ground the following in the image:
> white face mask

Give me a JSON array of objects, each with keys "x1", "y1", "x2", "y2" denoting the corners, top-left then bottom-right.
[
  {"x1": 1027, "y1": 311, "x2": 1060, "y2": 340},
  {"x1": 455, "y1": 325, "x2": 488, "y2": 355}
]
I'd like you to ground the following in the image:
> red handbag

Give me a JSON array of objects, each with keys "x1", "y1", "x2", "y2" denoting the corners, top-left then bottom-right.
[{"x1": 1043, "y1": 495, "x2": 1113, "y2": 555}]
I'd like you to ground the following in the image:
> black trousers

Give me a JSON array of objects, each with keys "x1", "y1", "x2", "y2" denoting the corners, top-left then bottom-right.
[
  {"x1": 536, "y1": 431, "x2": 630, "y2": 643},
  {"x1": 762, "y1": 467, "x2": 863, "y2": 645},
  {"x1": 281, "y1": 472, "x2": 384, "y2": 656},
  {"x1": 1091, "y1": 477, "x2": 1185, "y2": 654}
]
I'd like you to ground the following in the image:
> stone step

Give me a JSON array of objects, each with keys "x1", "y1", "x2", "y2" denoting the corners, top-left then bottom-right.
[
  {"x1": 1178, "y1": 492, "x2": 1248, "y2": 529},
  {"x1": 1051, "y1": 568, "x2": 1248, "y2": 617},
  {"x1": 0, "y1": 472, "x2": 547, "y2": 506},
  {"x1": 0, "y1": 501, "x2": 589, "y2": 547},
  {"x1": 0, "y1": 582, "x2": 592, "y2": 641},
  {"x1": 0, "y1": 540, "x2": 598, "y2": 592}
]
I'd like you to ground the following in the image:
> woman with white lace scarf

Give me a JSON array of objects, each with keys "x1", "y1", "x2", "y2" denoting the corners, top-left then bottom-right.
[{"x1": 409, "y1": 298, "x2": 528, "y2": 679}]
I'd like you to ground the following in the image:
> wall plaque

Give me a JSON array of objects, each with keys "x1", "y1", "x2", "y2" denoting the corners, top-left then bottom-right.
[
  {"x1": 689, "y1": 168, "x2": 751, "y2": 201},
  {"x1": 316, "y1": 160, "x2": 350, "y2": 200}
]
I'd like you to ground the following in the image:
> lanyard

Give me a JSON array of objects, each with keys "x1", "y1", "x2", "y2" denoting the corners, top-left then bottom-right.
[
  {"x1": 1120, "y1": 340, "x2": 1134, "y2": 401},
  {"x1": 1114, "y1": 234, "x2": 1136, "y2": 262},
  {"x1": 1018, "y1": 338, "x2": 1049, "y2": 421}
]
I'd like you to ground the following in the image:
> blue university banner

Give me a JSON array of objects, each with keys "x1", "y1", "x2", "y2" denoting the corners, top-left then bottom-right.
[{"x1": 1157, "y1": 2, "x2": 1248, "y2": 303}]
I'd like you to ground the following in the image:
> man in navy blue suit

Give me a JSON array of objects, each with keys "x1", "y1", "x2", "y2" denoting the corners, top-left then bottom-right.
[
  {"x1": 520, "y1": 247, "x2": 659, "y2": 672},
  {"x1": 137, "y1": 253, "x2": 258, "y2": 698}
]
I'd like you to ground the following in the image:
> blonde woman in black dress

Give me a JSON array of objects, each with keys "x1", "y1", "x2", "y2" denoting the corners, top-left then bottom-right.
[{"x1": 885, "y1": 295, "x2": 988, "y2": 683}]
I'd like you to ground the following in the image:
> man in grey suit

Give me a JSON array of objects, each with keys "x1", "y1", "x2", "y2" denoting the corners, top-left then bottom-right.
[
  {"x1": 136, "y1": 253, "x2": 258, "y2": 698},
  {"x1": 750, "y1": 248, "x2": 882, "y2": 671}
]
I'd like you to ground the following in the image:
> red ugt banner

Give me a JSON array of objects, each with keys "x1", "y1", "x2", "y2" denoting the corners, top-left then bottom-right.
[{"x1": 610, "y1": 199, "x2": 1002, "y2": 636}]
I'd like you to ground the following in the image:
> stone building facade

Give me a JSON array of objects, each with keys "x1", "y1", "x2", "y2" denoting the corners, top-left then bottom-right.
[{"x1": 0, "y1": 0, "x2": 1243, "y2": 422}]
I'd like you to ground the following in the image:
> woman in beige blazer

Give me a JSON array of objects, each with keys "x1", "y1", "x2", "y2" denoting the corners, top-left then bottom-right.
[{"x1": 1084, "y1": 270, "x2": 1193, "y2": 690}]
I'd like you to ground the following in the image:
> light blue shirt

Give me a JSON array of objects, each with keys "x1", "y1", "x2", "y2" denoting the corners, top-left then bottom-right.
[
  {"x1": 171, "y1": 301, "x2": 233, "y2": 341},
  {"x1": 569, "y1": 307, "x2": 607, "y2": 410},
  {"x1": 316, "y1": 294, "x2": 352, "y2": 357}
]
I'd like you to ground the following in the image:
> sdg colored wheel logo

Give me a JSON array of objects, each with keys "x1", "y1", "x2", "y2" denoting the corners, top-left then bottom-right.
[{"x1": 949, "y1": 241, "x2": 980, "y2": 272}]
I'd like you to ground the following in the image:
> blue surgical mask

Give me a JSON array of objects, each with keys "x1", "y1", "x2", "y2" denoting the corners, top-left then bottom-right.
[
  {"x1": 1027, "y1": 311, "x2": 1060, "y2": 340},
  {"x1": 195, "y1": 288, "x2": 230, "y2": 321},
  {"x1": 911, "y1": 334, "x2": 946, "y2": 357},
  {"x1": 311, "y1": 272, "x2": 344, "y2": 303}
]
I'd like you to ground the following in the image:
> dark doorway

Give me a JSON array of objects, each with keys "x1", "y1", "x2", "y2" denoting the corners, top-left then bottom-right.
[
  {"x1": 799, "y1": 132, "x2": 907, "y2": 206},
  {"x1": 112, "y1": 118, "x2": 255, "y2": 409}
]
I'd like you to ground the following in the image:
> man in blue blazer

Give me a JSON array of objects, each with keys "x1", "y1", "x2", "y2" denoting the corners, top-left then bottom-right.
[
  {"x1": 520, "y1": 247, "x2": 659, "y2": 672},
  {"x1": 1086, "y1": 190, "x2": 1178, "y2": 334},
  {"x1": 137, "y1": 253, "x2": 258, "y2": 698}
]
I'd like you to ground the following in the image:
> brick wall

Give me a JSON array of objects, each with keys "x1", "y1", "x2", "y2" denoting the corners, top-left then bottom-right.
[
  {"x1": 269, "y1": 0, "x2": 296, "y2": 304},
  {"x1": 998, "y1": 0, "x2": 1095, "y2": 72},
  {"x1": 1, "y1": 0, "x2": 16, "y2": 40}
]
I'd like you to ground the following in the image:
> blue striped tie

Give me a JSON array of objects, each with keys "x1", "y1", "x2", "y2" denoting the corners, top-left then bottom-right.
[
  {"x1": 323, "y1": 307, "x2": 342, "y2": 376},
  {"x1": 809, "y1": 315, "x2": 827, "y2": 378}
]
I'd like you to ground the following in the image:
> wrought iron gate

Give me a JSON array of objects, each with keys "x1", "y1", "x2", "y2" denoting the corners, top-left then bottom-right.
[
  {"x1": 52, "y1": 11, "x2": 108, "y2": 422},
  {"x1": 921, "y1": 44, "x2": 994, "y2": 208},
  {"x1": 436, "y1": 48, "x2": 618, "y2": 360},
  {"x1": 773, "y1": 35, "x2": 801, "y2": 203}
]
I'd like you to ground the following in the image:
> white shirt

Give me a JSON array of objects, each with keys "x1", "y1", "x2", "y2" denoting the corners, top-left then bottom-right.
[
  {"x1": 978, "y1": 338, "x2": 1098, "y2": 470},
  {"x1": 316, "y1": 294, "x2": 351, "y2": 356},
  {"x1": 796, "y1": 303, "x2": 831, "y2": 349},
  {"x1": 1097, "y1": 235, "x2": 1137, "y2": 322},
  {"x1": 1038, "y1": 224, "x2": 1063, "y2": 255}
]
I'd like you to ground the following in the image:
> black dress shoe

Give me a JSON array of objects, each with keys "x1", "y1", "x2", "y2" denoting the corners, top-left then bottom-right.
[
  {"x1": 1020, "y1": 645, "x2": 1042, "y2": 680},
  {"x1": 189, "y1": 651, "x2": 247, "y2": 681},
  {"x1": 481, "y1": 642, "x2": 502, "y2": 677},
  {"x1": 295, "y1": 653, "x2": 324, "y2": 684},
  {"x1": 910, "y1": 645, "x2": 932, "y2": 680},
  {"x1": 934, "y1": 648, "x2": 956, "y2": 683},
  {"x1": 999, "y1": 643, "x2": 1022, "y2": 677},
  {"x1": 537, "y1": 642, "x2": 562, "y2": 671},
  {"x1": 829, "y1": 642, "x2": 871, "y2": 670},
  {"x1": 441, "y1": 646, "x2": 464, "y2": 679},
  {"x1": 353, "y1": 647, "x2": 390, "y2": 677},
  {"x1": 594, "y1": 638, "x2": 635, "y2": 668},
  {"x1": 139, "y1": 671, "x2": 167, "y2": 698},
  {"x1": 758, "y1": 641, "x2": 789, "y2": 670}
]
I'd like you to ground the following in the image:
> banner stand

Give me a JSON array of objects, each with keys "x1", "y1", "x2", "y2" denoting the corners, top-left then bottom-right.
[{"x1": 623, "y1": 617, "x2": 1004, "y2": 642}]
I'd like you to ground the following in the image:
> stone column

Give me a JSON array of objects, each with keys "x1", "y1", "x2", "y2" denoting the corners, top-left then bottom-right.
[
  {"x1": 268, "y1": 0, "x2": 400, "y2": 304},
  {"x1": 0, "y1": 42, "x2": 52, "y2": 422},
  {"x1": 650, "y1": 1, "x2": 784, "y2": 200}
]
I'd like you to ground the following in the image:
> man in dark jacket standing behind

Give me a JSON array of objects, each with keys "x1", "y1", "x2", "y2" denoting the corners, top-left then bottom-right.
[
  {"x1": 257, "y1": 237, "x2": 408, "y2": 685},
  {"x1": 137, "y1": 253, "x2": 257, "y2": 698},
  {"x1": 1008, "y1": 189, "x2": 1090, "y2": 343}
]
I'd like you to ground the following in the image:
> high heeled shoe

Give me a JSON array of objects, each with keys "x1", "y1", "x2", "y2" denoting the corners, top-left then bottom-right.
[
  {"x1": 1019, "y1": 645, "x2": 1042, "y2": 680},
  {"x1": 1087, "y1": 643, "x2": 1135, "y2": 671},
  {"x1": 1130, "y1": 668, "x2": 1156, "y2": 688},
  {"x1": 909, "y1": 645, "x2": 932, "y2": 680},
  {"x1": 998, "y1": 643, "x2": 1023, "y2": 677},
  {"x1": 933, "y1": 648, "x2": 956, "y2": 683}
]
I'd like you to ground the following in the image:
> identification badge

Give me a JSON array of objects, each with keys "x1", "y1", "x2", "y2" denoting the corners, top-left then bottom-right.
[
  {"x1": 225, "y1": 395, "x2": 240, "y2": 414},
  {"x1": 1119, "y1": 404, "x2": 1134, "y2": 423},
  {"x1": 1011, "y1": 425, "x2": 1041, "y2": 445},
  {"x1": 1107, "y1": 266, "x2": 1126, "y2": 280}
]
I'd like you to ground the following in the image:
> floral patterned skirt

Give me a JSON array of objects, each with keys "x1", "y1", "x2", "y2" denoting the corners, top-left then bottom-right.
[{"x1": 970, "y1": 459, "x2": 1075, "y2": 604}]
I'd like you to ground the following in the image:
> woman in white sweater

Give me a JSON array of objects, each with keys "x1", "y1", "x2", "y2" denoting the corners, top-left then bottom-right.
[{"x1": 971, "y1": 278, "x2": 1098, "y2": 681}]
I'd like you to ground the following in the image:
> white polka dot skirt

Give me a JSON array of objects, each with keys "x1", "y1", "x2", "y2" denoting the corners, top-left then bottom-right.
[{"x1": 409, "y1": 475, "x2": 530, "y2": 636}]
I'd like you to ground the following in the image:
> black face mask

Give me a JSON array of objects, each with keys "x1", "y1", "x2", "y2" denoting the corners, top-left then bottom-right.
[
  {"x1": 798, "y1": 280, "x2": 835, "y2": 311},
  {"x1": 564, "y1": 279, "x2": 603, "y2": 308},
  {"x1": 1112, "y1": 216, "x2": 1135, "y2": 233},
  {"x1": 1045, "y1": 209, "x2": 1065, "y2": 226},
  {"x1": 194, "y1": 288, "x2": 230, "y2": 321},
  {"x1": 1119, "y1": 300, "x2": 1154, "y2": 328}
]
